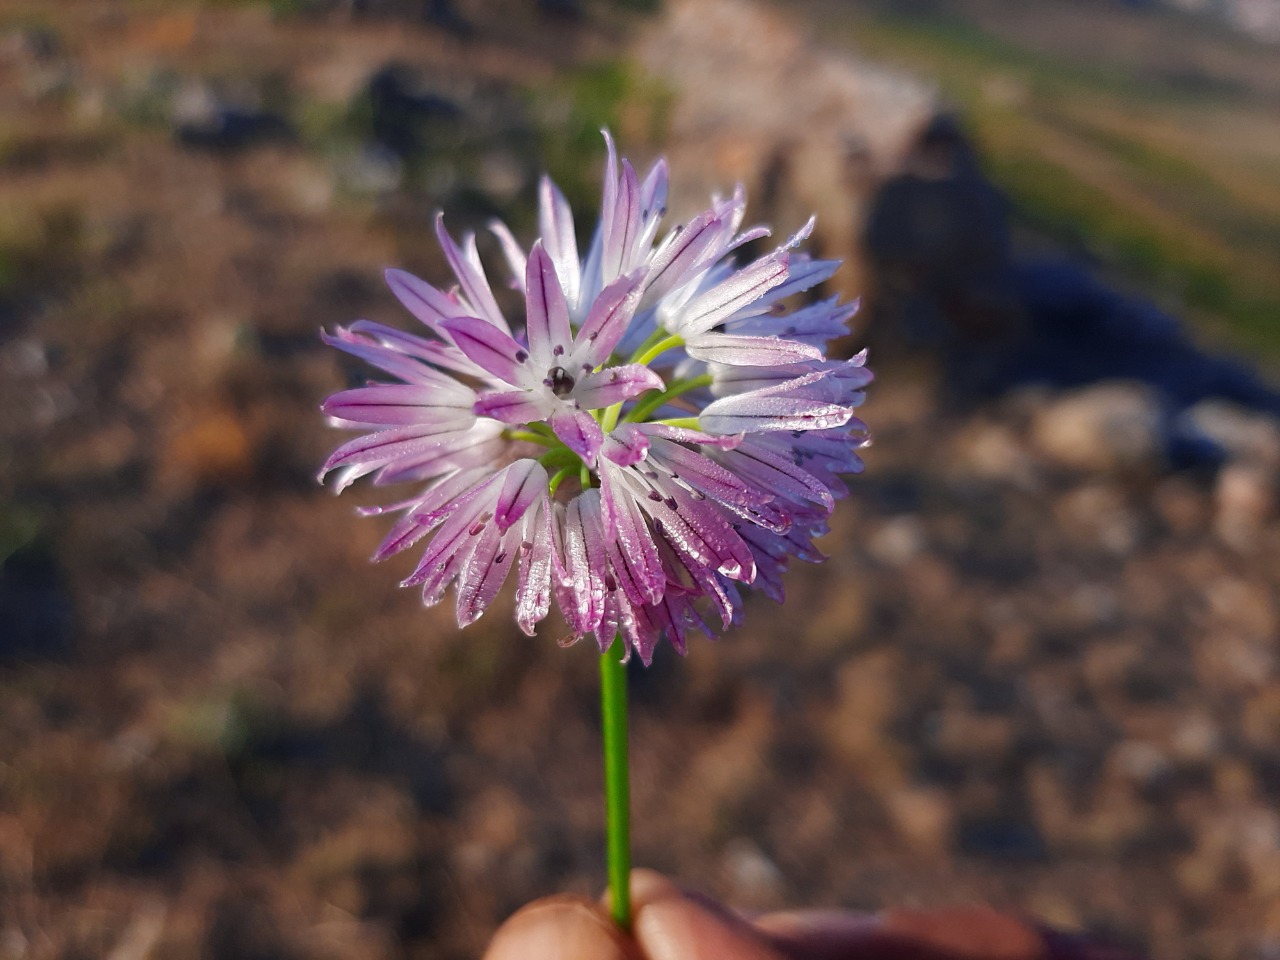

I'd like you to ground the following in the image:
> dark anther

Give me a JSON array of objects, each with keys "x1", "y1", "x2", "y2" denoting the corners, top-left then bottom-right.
[
  {"x1": 605, "y1": 573, "x2": 617, "y2": 592},
  {"x1": 552, "y1": 344, "x2": 565, "y2": 357},
  {"x1": 515, "y1": 349, "x2": 529, "y2": 363},
  {"x1": 547, "y1": 366, "x2": 576, "y2": 397}
]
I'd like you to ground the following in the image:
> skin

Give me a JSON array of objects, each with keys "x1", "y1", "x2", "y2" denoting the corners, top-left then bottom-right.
[{"x1": 482, "y1": 870, "x2": 1075, "y2": 960}]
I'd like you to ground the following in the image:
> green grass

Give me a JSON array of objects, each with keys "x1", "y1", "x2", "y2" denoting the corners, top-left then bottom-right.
[{"x1": 837, "y1": 10, "x2": 1280, "y2": 355}]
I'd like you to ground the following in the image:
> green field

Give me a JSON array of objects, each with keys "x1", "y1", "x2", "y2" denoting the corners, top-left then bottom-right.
[{"x1": 800, "y1": 3, "x2": 1280, "y2": 358}]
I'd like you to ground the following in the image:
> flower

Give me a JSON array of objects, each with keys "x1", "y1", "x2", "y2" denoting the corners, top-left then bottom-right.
[{"x1": 320, "y1": 133, "x2": 871, "y2": 664}]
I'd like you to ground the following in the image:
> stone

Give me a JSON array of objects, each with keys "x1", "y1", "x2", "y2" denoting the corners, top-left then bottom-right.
[
  {"x1": 1030, "y1": 382, "x2": 1163, "y2": 473},
  {"x1": 1215, "y1": 463, "x2": 1275, "y2": 549},
  {"x1": 1183, "y1": 400, "x2": 1280, "y2": 467}
]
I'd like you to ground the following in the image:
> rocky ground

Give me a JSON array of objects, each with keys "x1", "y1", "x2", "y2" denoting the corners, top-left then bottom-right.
[{"x1": 1, "y1": 1, "x2": 1279, "y2": 959}]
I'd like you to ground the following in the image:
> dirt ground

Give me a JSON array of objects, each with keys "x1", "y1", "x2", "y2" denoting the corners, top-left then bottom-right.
[{"x1": 2, "y1": 2, "x2": 1280, "y2": 959}]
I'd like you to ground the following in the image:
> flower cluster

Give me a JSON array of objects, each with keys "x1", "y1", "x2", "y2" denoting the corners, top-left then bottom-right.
[{"x1": 320, "y1": 134, "x2": 870, "y2": 663}]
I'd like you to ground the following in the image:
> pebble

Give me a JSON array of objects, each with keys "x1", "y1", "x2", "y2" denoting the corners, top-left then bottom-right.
[{"x1": 1030, "y1": 383, "x2": 1162, "y2": 473}]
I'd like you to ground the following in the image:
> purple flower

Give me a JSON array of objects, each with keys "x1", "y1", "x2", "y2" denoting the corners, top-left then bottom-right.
[{"x1": 320, "y1": 133, "x2": 871, "y2": 664}]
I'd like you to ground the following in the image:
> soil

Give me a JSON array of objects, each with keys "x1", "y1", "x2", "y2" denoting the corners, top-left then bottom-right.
[{"x1": 1, "y1": 2, "x2": 1278, "y2": 959}]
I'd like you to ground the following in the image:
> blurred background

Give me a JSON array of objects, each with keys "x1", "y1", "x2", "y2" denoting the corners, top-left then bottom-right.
[{"x1": 2, "y1": 0, "x2": 1280, "y2": 957}]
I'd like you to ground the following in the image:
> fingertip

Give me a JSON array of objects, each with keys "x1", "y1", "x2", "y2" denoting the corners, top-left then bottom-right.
[
  {"x1": 633, "y1": 888, "x2": 784, "y2": 960},
  {"x1": 484, "y1": 895, "x2": 639, "y2": 960},
  {"x1": 630, "y1": 869, "x2": 684, "y2": 908}
]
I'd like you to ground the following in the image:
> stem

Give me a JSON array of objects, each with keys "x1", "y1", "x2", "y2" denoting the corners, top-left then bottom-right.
[
  {"x1": 632, "y1": 333, "x2": 685, "y2": 369},
  {"x1": 622, "y1": 374, "x2": 713, "y2": 425},
  {"x1": 600, "y1": 637, "x2": 631, "y2": 930}
]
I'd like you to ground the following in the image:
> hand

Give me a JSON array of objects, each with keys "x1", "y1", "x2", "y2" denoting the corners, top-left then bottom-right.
[{"x1": 483, "y1": 870, "x2": 1144, "y2": 960}]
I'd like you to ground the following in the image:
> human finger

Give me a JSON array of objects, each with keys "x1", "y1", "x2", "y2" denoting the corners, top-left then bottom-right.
[
  {"x1": 626, "y1": 869, "x2": 789, "y2": 960},
  {"x1": 483, "y1": 893, "x2": 641, "y2": 960}
]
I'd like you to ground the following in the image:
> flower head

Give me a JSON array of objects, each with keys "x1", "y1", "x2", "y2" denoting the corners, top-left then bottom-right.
[{"x1": 320, "y1": 133, "x2": 871, "y2": 664}]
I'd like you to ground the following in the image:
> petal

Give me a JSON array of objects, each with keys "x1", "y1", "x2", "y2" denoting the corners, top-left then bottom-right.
[
  {"x1": 683, "y1": 332, "x2": 823, "y2": 366},
  {"x1": 602, "y1": 423, "x2": 650, "y2": 466},
  {"x1": 572, "y1": 267, "x2": 648, "y2": 369},
  {"x1": 455, "y1": 520, "x2": 519, "y2": 626},
  {"x1": 384, "y1": 268, "x2": 466, "y2": 336},
  {"x1": 599, "y1": 462, "x2": 664, "y2": 605},
  {"x1": 441, "y1": 316, "x2": 534, "y2": 386},
  {"x1": 489, "y1": 219, "x2": 527, "y2": 292},
  {"x1": 495, "y1": 459, "x2": 549, "y2": 531},
  {"x1": 322, "y1": 326, "x2": 444, "y2": 385},
  {"x1": 346, "y1": 320, "x2": 485, "y2": 379},
  {"x1": 644, "y1": 207, "x2": 728, "y2": 301},
  {"x1": 435, "y1": 214, "x2": 509, "y2": 333},
  {"x1": 320, "y1": 424, "x2": 474, "y2": 488},
  {"x1": 572, "y1": 364, "x2": 663, "y2": 410},
  {"x1": 645, "y1": 437, "x2": 787, "y2": 531},
  {"x1": 699, "y1": 394, "x2": 852, "y2": 434},
  {"x1": 323, "y1": 384, "x2": 476, "y2": 426},
  {"x1": 674, "y1": 252, "x2": 791, "y2": 336},
  {"x1": 524, "y1": 242, "x2": 574, "y2": 366},
  {"x1": 602, "y1": 157, "x2": 640, "y2": 282},
  {"x1": 550, "y1": 408, "x2": 604, "y2": 464},
  {"x1": 473, "y1": 389, "x2": 555, "y2": 424},
  {"x1": 554, "y1": 490, "x2": 608, "y2": 635},
  {"x1": 514, "y1": 498, "x2": 553, "y2": 635},
  {"x1": 538, "y1": 175, "x2": 582, "y2": 309}
]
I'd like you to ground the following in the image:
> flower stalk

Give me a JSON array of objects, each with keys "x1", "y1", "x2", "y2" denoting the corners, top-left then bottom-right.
[{"x1": 600, "y1": 637, "x2": 631, "y2": 929}]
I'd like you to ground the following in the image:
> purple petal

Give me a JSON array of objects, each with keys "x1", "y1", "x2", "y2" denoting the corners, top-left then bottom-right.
[
  {"x1": 473, "y1": 389, "x2": 554, "y2": 424},
  {"x1": 400, "y1": 477, "x2": 499, "y2": 590},
  {"x1": 644, "y1": 208, "x2": 727, "y2": 300},
  {"x1": 645, "y1": 437, "x2": 787, "y2": 531},
  {"x1": 441, "y1": 316, "x2": 533, "y2": 386},
  {"x1": 489, "y1": 219, "x2": 527, "y2": 292},
  {"x1": 384, "y1": 268, "x2": 467, "y2": 336},
  {"x1": 550, "y1": 408, "x2": 604, "y2": 463},
  {"x1": 602, "y1": 158, "x2": 639, "y2": 282},
  {"x1": 639, "y1": 157, "x2": 668, "y2": 221},
  {"x1": 716, "y1": 441, "x2": 835, "y2": 510},
  {"x1": 554, "y1": 490, "x2": 608, "y2": 635},
  {"x1": 323, "y1": 384, "x2": 475, "y2": 426},
  {"x1": 524, "y1": 243, "x2": 573, "y2": 364},
  {"x1": 320, "y1": 424, "x2": 475, "y2": 488},
  {"x1": 538, "y1": 176, "x2": 581, "y2": 308},
  {"x1": 602, "y1": 423, "x2": 650, "y2": 466},
  {"x1": 599, "y1": 463, "x2": 664, "y2": 604},
  {"x1": 572, "y1": 364, "x2": 663, "y2": 410},
  {"x1": 346, "y1": 320, "x2": 485, "y2": 379},
  {"x1": 636, "y1": 422, "x2": 743, "y2": 449},
  {"x1": 455, "y1": 521, "x2": 518, "y2": 626},
  {"x1": 322, "y1": 326, "x2": 444, "y2": 385},
  {"x1": 699, "y1": 394, "x2": 851, "y2": 434},
  {"x1": 435, "y1": 214, "x2": 509, "y2": 332},
  {"x1": 515, "y1": 498, "x2": 553, "y2": 635},
  {"x1": 495, "y1": 460, "x2": 548, "y2": 531},
  {"x1": 675, "y1": 252, "x2": 790, "y2": 336},
  {"x1": 572, "y1": 268, "x2": 647, "y2": 369},
  {"x1": 684, "y1": 332, "x2": 823, "y2": 366},
  {"x1": 371, "y1": 469, "x2": 489, "y2": 560}
]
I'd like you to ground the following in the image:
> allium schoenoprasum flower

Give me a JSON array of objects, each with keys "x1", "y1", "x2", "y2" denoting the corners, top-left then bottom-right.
[{"x1": 320, "y1": 133, "x2": 871, "y2": 664}]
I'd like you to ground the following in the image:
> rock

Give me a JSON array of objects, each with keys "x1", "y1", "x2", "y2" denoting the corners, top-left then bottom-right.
[
  {"x1": 951, "y1": 420, "x2": 1039, "y2": 488},
  {"x1": 1215, "y1": 463, "x2": 1275, "y2": 549},
  {"x1": 159, "y1": 410, "x2": 254, "y2": 491},
  {"x1": 720, "y1": 838, "x2": 784, "y2": 908},
  {"x1": 884, "y1": 786, "x2": 953, "y2": 855},
  {"x1": 1030, "y1": 382, "x2": 1163, "y2": 473},
  {"x1": 1183, "y1": 400, "x2": 1280, "y2": 467},
  {"x1": 1054, "y1": 484, "x2": 1140, "y2": 555},
  {"x1": 866, "y1": 514, "x2": 926, "y2": 567}
]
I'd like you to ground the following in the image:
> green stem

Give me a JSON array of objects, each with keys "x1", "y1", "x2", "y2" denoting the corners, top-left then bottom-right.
[
  {"x1": 600, "y1": 637, "x2": 631, "y2": 930},
  {"x1": 622, "y1": 374, "x2": 713, "y2": 425}
]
